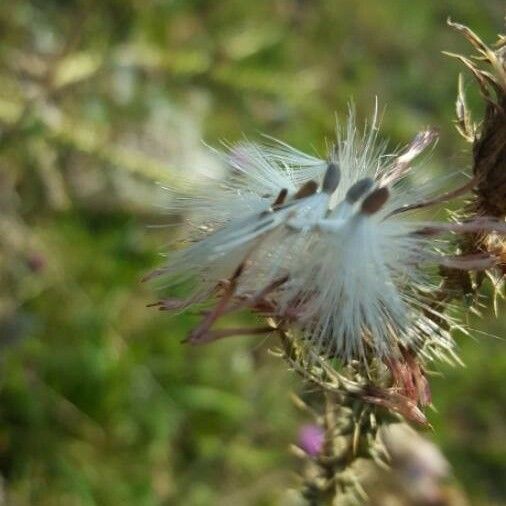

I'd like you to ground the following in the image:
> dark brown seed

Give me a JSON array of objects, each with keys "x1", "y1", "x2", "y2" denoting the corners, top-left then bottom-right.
[
  {"x1": 361, "y1": 186, "x2": 390, "y2": 215},
  {"x1": 272, "y1": 188, "x2": 288, "y2": 207},
  {"x1": 346, "y1": 177, "x2": 375, "y2": 203},
  {"x1": 322, "y1": 162, "x2": 341, "y2": 194},
  {"x1": 294, "y1": 180, "x2": 318, "y2": 200}
]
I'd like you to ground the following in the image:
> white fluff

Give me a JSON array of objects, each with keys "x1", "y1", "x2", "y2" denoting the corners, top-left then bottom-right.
[{"x1": 155, "y1": 110, "x2": 470, "y2": 362}]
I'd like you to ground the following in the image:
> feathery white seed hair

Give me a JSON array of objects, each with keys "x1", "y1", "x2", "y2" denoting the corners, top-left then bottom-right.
[{"x1": 156, "y1": 109, "x2": 470, "y2": 362}]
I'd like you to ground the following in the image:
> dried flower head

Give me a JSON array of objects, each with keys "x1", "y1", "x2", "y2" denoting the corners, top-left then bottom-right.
[{"x1": 148, "y1": 107, "x2": 505, "y2": 367}]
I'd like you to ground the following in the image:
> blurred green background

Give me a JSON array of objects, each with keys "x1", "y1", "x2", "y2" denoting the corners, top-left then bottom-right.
[{"x1": 0, "y1": 1, "x2": 504, "y2": 504}]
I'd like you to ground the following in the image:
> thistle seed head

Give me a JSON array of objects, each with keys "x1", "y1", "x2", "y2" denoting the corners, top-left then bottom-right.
[{"x1": 149, "y1": 108, "x2": 505, "y2": 365}]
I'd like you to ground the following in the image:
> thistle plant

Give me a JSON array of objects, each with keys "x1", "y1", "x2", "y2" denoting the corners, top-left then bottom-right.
[{"x1": 147, "y1": 21, "x2": 506, "y2": 505}]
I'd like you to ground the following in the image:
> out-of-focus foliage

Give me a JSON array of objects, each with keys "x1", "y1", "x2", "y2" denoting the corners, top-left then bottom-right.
[{"x1": 0, "y1": 1, "x2": 504, "y2": 505}]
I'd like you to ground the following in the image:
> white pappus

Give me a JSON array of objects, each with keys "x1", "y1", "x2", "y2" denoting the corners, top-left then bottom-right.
[{"x1": 149, "y1": 109, "x2": 505, "y2": 364}]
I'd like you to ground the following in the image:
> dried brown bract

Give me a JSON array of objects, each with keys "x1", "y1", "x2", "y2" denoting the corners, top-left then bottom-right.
[{"x1": 445, "y1": 19, "x2": 506, "y2": 303}]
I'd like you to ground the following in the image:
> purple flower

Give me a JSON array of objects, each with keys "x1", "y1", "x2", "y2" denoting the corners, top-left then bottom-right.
[{"x1": 298, "y1": 424, "x2": 324, "y2": 456}]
